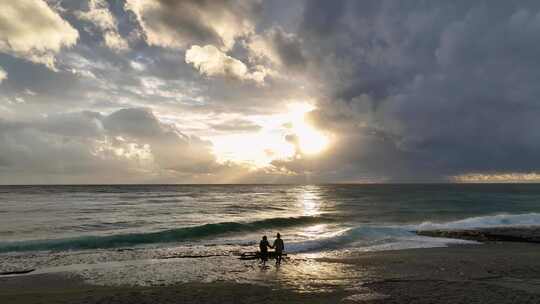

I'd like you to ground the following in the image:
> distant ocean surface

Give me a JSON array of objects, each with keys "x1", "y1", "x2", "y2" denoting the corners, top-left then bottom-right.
[{"x1": 2, "y1": 184, "x2": 540, "y2": 254}]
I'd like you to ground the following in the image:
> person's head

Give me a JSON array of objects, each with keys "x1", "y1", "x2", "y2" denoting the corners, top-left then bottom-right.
[
  {"x1": 262, "y1": 235, "x2": 267, "y2": 240},
  {"x1": 276, "y1": 233, "x2": 281, "y2": 239}
]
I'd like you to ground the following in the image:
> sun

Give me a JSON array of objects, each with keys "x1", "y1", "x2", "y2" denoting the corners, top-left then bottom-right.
[
  {"x1": 293, "y1": 122, "x2": 329, "y2": 155},
  {"x1": 287, "y1": 103, "x2": 330, "y2": 155}
]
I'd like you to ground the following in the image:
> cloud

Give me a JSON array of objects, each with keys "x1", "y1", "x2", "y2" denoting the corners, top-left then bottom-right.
[
  {"x1": 4, "y1": 1, "x2": 540, "y2": 183},
  {"x1": 282, "y1": 1, "x2": 540, "y2": 181},
  {"x1": 210, "y1": 118, "x2": 262, "y2": 132},
  {"x1": 76, "y1": 0, "x2": 116, "y2": 31},
  {"x1": 103, "y1": 31, "x2": 129, "y2": 51},
  {"x1": 185, "y1": 45, "x2": 269, "y2": 84},
  {"x1": 0, "y1": 0, "x2": 78, "y2": 69},
  {"x1": 37, "y1": 111, "x2": 104, "y2": 138},
  {"x1": 103, "y1": 108, "x2": 218, "y2": 173},
  {"x1": 0, "y1": 107, "x2": 220, "y2": 183},
  {"x1": 247, "y1": 27, "x2": 306, "y2": 69},
  {"x1": 452, "y1": 172, "x2": 540, "y2": 183},
  {"x1": 0, "y1": 66, "x2": 6, "y2": 83},
  {"x1": 102, "y1": 107, "x2": 163, "y2": 138},
  {"x1": 75, "y1": 0, "x2": 129, "y2": 52},
  {"x1": 0, "y1": 105, "x2": 320, "y2": 184},
  {"x1": 125, "y1": 0, "x2": 260, "y2": 50}
]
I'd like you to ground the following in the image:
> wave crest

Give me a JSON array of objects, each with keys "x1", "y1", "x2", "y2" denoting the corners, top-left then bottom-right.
[
  {"x1": 413, "y1": 213, "x2": 540, "y2": 231},
  {"x1": 0, "y1": 215, "x2": 327, "y2": 253}
]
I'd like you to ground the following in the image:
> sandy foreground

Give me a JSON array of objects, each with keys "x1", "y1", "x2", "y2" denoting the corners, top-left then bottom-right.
[{"x1": 1, "y1": 233, "x2": 540, "y2": 303}]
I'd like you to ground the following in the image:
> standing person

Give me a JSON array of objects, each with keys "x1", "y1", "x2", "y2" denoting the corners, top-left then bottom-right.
[
  {"x1": 259, "y1": 235, "x2": 271, "y2": 265},
  {"x1": 273, "y1": 233, "x2": 284, "y2": 265}
]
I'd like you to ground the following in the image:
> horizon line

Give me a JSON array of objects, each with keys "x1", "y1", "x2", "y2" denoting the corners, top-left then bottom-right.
[{"x1": 1, "y1": 182, "x2": 540, "y2": 186}]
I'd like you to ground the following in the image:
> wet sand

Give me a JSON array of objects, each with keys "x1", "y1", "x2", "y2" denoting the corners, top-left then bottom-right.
[
  {"x1": 334, "y1": 243, "x2": 540, "y2": 303},
  {"x1": 2, "y1": 230, "x2": 540, "y2": 303},
  {"x1": 0, "y1": 275, "x2": 348, "y2": 304}
]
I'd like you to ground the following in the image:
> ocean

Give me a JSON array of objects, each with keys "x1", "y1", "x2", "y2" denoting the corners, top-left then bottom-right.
[
  {"x1": 2, "y1": 183, "x2": 540, "y2": 294},
  {"x1": 2, "y1": 184, "x2": 540, "y2": 254},
  {"x1": 3, "y1": 184, "x2": 540, "y2": 287}
]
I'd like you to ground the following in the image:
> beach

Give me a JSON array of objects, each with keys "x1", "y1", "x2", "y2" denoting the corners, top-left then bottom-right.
[{"x1": 2, "y1": 237, "x2": 540, "y2": 303}]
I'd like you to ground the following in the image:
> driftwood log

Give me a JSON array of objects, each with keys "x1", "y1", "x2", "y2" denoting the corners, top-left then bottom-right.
[
  {"x1": 0, "y1": 268, "x2": 35, "y2": 275},
  {"x1": 239, "y1": 251, "x2": 287, "y2": 260}
]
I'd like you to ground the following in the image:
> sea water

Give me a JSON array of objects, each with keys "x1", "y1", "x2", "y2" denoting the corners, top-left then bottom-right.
[
  {"x1": 2, "y1": 184, "x2": 540, "y2": 253},
  {"x1": 1, "y1": 184, "x2": 540, "y2": 286}
]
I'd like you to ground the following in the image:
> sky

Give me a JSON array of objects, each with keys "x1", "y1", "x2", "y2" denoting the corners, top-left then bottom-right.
[{"x1": 1, "y1": 0, "x2": 540, "y2": 184}]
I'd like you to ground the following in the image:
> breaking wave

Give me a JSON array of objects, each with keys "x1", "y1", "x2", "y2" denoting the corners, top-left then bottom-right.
[
  {"x1": 0, "y1": 215, "x2": 328, "y2": 253},
  {"x1": 286, "y1": 226, "x2": 476, "y2": 253},
  {"x1": 412, "y1": 213, "x2": 540, "y2": 231},
  {"x1": 287, "y1": 213, "x2": 540, "y2": 253}
]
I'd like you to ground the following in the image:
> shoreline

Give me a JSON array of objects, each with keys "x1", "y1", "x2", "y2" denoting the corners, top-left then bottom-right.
[
  {"x1": 2, "y1": 242, "x2": 540, "y2": 303},
  {"x1": 2, "y1": 226, "x2": 540, "y2": 303}
]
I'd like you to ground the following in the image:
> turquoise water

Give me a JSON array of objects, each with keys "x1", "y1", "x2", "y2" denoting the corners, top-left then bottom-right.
[{"x1": 1, "y1": 184, "x2": 540, "y2": 253}]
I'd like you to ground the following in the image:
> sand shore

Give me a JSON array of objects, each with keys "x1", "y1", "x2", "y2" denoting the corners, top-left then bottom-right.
[{"x1": 2, "y1": 231, "x2": 540, "y2": 303}]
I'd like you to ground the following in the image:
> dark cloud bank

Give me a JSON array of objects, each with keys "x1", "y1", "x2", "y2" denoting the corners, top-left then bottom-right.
[{"x1": 276, "y1": 0, "x2": 540, "y2": 182}]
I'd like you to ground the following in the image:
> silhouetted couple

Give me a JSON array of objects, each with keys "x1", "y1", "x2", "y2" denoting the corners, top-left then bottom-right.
[{"x1": 259, "y1": 233, "x2": 284, "y2": 266}]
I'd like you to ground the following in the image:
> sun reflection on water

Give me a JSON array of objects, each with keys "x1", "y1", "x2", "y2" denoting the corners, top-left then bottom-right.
[
  {"x1": 298, "y1": 186, "x2": 322, "y2": 216},
  {"x1": 272, "y1": 256, "x2": 366, "y2": 293},
  {"x1": 299, "y1": 224, "x2": 327, "y2": 238}
]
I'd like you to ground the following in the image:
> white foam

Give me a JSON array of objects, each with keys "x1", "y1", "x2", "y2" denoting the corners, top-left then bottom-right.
[
  {"x1": 359, "y1": 236, "x2": 476, "y2": 252},
  {"x1": 413, "y1": 213, "x2": 540, "y2": 231},
  {"x1": 285, "y1": 225, "x2": 476, "y2": 253}
]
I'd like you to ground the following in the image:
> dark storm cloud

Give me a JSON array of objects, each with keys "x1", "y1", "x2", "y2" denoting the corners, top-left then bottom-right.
[
  {"x1": 271, "y1": 29, "x2": 306, "y2": 69},
  {"x1": 249, "y1": 27, "x2": 307, "y2": 69},
  {"x1": 300, "y1": 0, "x2": 346, "y2": 38},
  {"x1": 284, "y1": 0, "x2": 540, "y2": 180}
]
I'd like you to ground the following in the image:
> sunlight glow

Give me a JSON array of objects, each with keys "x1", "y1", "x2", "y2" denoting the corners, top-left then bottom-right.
[
  {"x1": 209, "y1": 102, "x2": 331, "y2": 167},
  {"x1": 211, "y1": 132, "x2": 295, "y2": 167},
  {"x1": 294, "y1": 124, "x2": 329, "y2": 155},
  {"x1": 287, "y1": 103, "x2": 330, "y2": 155}
]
